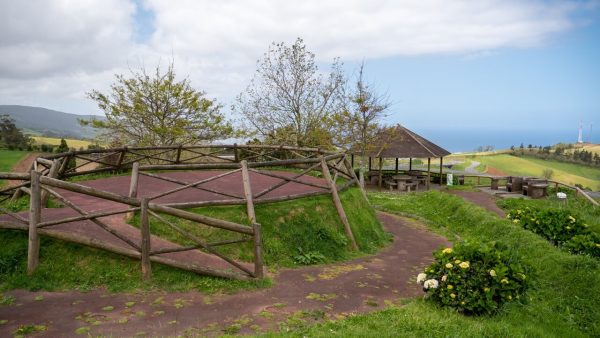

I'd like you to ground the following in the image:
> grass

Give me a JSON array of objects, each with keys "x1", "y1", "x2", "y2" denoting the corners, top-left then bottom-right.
[
  {"x1": 0, "y1": 187, "x2": 387, "y2": 293},
  {"x1": 473, "y1": 154, "x2": 600, "y2": 190},
  {"x1": 31, "y1": 136, "x2": 94, "y2": 150},
  {"x1": 130, "y1": 188, "x2": 390, "y2": 268},
  {"x1": 263, "y1": 191, "x2": 600, "y2": 337},
  {"x1": 0, "y1": 150, "x2": 28, "y2": 172}
]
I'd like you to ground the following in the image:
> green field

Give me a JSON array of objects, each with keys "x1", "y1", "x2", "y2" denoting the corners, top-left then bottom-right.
[
  {"x1": 471, "y1": 154, "x2": 600, "y2": 190},
  {"x1": 31, "y1": 136, "x2": 95, "y2": 149},
  {"x1": 0, "y1": 150, "x2": 28, "y2": 172}
]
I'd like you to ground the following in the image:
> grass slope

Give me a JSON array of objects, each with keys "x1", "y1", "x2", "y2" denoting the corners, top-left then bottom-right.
[
  {"x1": 476, "y1": 154, "x2": 600, "y2": 190},
  {"x1": 132, "y1": 188, "x2": 390, "y2": 268},
  {"x1": 0, "y1": 188, "x2": 387, "y2": 293},
  {"x1": 270, "y1": 191, "x2": 600, "y2": 337}
]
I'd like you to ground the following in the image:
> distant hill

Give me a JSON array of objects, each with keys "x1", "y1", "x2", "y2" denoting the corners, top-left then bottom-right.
[{"x1": 0, "y1": 105, "x2": 103, "y2": 139}]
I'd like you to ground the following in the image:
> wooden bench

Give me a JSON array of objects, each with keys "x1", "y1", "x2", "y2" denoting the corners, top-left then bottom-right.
[
  {"x1": 404, "y1": 182, "x2": 418, "y2": 192},
  {"x1": 384, "y1": 180, "x2": 398, "y2": 191}
]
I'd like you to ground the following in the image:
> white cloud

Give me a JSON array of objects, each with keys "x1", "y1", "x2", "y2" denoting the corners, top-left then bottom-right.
[{"x1": 0, "y1": 0, "x2": 591, "y2": 115}]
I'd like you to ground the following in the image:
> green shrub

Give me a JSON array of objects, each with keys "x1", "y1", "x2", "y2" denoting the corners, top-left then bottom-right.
[
  {"x1": 507, "y1": 207, "x2": 599, "y2": 258},
  {"x1": 416, "y1": 241, "x2": 529, "y2": 315}
]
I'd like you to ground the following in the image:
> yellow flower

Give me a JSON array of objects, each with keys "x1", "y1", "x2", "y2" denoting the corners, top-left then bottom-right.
[
  {"x1": 513, "y1": 219, "x2": 519, "y2": 224},
  {"x1": 445, "y1": 263, "x2": 453, "y2": 269},
  {"x1": 459, "y1": 261, "x2": 470, "y2": 269},
  {"x1": 566, "y1": 226, "x2": 571, "y2": 230},
  {"x1": 595, "y1": 244, "x2": 600, "y2": 248},
  {"x1": 442, "y1": 248, "x2": 453, "y2": 254},
  {"x1": 519, "y1": 273, "x2": 527, "y2": 279},
  {"x1": 447, "y1": 285, "x2": 453, "y2": 290},
  {"x1": 450, "y1": 293, "x2": 456, "y2": 299},
  {"x1": 508, "y1": 295, "x2": 512, "y2": 300},
  {"x1": 489, "y1": 270, "x2": 497, "y2": 277},
  {"x1": 454, "y1": 260, "x2": 461, "y2": 264},
  {"x1": 460, "y1": 301, "x2": 465, "y2": 305},
  {"x1": 501, "y1": 278, "x2": 509, "y2": 284},
  {"x1": 568, "y1": 215, "x2": 576, "y2": 223},
  {"x1": 484, "y1": 287, "x2": 490, "y2": 292}
]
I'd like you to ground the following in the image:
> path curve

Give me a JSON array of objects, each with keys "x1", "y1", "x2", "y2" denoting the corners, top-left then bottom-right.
[
  {"x1": 0, "y1": 212, "x2": 449, "y2": 337},
  {"x1": 446, "y1": 190, "x2": 506, "y2": 217}
]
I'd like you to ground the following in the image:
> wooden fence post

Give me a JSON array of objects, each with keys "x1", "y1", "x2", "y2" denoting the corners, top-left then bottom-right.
[
  {"x1": 41, "y1": 159, "x2": 60, "y2": 206},
  {"x1": 427, "y1": 158, "x2": 431, "y2": 190},
  {"x1": 321, "y1": 157, "x2": 358, "y2": 251},
  {"x1": 175, "y1": 145, "x2": 182, "y2": 164},
  {"x1": 234, "y1": 143, "x2": 240, "y2": 162},
  {"x1": 115, "y1": 147, "x2": 127, "y2": 169},
  {"x1": 126, "y1": 162, "x2": 140, "y2": 220},
  {"x1": 27, "y1": 171, "x2": 42, "y2": 274},
  {"x1": 252, "y1": 223, "x2": 264, "y2": 278},
  {"x1": 241, "y1": 160, "x2": 263, "y2": 278},
  {"x1": 11, "y1": 161, "x2": 34, "y2": 202},
  {"x1": 344, "y1": 157, "x2": 369, "y2": 203},
  {"x1": 140, "y1": 197, "x2": 151, "y2": 280}
]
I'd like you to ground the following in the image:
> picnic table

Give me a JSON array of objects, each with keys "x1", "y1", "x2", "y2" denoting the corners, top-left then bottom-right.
[{"x1": 392, "y1": 174, "x2": 418, "y2": 192}]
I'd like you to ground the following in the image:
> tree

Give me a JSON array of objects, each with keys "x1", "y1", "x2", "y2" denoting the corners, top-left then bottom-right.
[
  {"x1": 332, "y1": 62, "x2": 390, "y2": 186},
  {"x1": 234, "y1": 38, "x2": 346, "y2": 148},
  {"x1": 85, "y1": 62, "x2": 234, "y2": 147},
  {"x1": 56, "y1": 138, "x2": 70, "y2": 153},
  {"x1": 0, "y1": 114, "x2": 31, "y2": 150}
]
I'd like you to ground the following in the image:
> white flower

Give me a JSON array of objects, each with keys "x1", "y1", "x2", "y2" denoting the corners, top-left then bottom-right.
[
  {"x1": 423, "y1": 279, "x2": 439, "y2": 290},
  {"x1": 441, "y1": 275, "x2": 447, "y2": 282},
  {"x1": 416, "y1": 273, "x2": 427, "y2": 284}
]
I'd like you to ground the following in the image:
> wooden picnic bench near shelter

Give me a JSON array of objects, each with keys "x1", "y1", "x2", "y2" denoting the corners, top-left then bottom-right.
[{"x1": 353, "y1": 125, "x2": 451, "y2": 191}]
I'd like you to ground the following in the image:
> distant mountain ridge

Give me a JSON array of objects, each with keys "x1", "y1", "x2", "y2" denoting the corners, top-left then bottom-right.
[{"x1": 0, "y1": 105, "x2": 103, "y2": 139}]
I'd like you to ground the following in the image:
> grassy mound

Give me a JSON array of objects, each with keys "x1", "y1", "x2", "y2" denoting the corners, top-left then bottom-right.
[
  {"x1": 132, "y1": 187, "x2": 390, "y2": 268},
  {"x1": 0, "y1": 187, "x2": 388, "y2": 293},
  {"x1": 282, "y1": 191, "x2": 600, "y2": 337}
]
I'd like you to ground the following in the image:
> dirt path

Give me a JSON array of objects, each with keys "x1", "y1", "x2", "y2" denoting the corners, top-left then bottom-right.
[
  {"x1": 446, "y1": 190, "x2": 506, "y2": 217},
  {"x1": 0, "y1": 212, "x2": 449, "y2": 337},
  {"x1": 5, "y1": 152, "x2": 38, "y2": 187}
]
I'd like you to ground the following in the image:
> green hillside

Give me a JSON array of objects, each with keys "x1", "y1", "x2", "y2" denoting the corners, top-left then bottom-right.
[{"x1": 474, "y1": 154, "x2": 600, "y2": 190}]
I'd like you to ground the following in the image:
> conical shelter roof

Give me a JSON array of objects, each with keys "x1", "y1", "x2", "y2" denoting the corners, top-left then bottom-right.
[{"x1": 367, "y1": 125, "x2": 451, "y2": 158}]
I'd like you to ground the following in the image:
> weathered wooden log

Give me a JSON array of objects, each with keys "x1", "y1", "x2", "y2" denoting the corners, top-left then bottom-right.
[
  {"x1": 41, "y1": 159, "x2": 60, "y2": 206},
  {"x1": 27, "y1": 171, "x2": 41, "y2": 274},
  {"x1": 253, "y1": 222, "x2": 264, "y2": 278},
  {"x1": 36, "y1": 207, "x2": 138, "y2": 229},
  {"x1": 249, "y1": 169, "x2": 329, "y2": 190},
  {"x1": 143, "y1": 169, "x2": 242, "y2": 200},
  {"x1": 0, "y1": 172, "x2": 30, "y2": 180},
  {"x1": 140, "y1": 197, "x2": 152, "y2": 280},
  {"x1": 0, "y1": 221, "x2": 252, "y2": 280},
  {"x1": 344, "y1": 157, "x2": 368, "y2": 202},
  {"x1": 42, "y1": 186, "x2": 142, "y2": 251},
  {"x1": 40, "y1": 175, "x2": 140, "y2": 206},
  {"x1": 241, "y1": 161, "x2": 257, "y2": 224},
  {"x1": 126, "y1": 162, "x2": 140, "y2": 220},
  {"x1": 149, "y1": 203, "x2": 254, "y2": 235},
  {"x1": 321, "y1": 157, "x2": 358, "y2": 251},
  {"x1": 148, "y1": 210, "x2": 254, "y2": 276}
]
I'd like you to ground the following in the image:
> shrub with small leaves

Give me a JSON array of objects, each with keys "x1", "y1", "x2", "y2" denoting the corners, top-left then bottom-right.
[
  {"x1": 417, "y1": 241, "x2": 529, "y2": 315},
  {"x1": 507, "y1": 207, "x2": 599, "y2": 258}
]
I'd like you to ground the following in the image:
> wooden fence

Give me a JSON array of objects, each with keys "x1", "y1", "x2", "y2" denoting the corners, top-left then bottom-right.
[{"x1": 0, "y1": 145, "x2": 364, "y2": 280}]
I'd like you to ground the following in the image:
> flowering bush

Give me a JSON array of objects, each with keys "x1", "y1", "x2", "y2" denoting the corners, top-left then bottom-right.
[
  {"x1": 507, "y1": 207, "x2": 600, "y2": 258},
  {"x1": 417, "y1": 242, "x2": 529, "y2": 315}
]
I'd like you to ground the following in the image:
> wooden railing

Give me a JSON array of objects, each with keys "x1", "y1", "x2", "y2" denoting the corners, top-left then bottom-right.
[{"x1": 0, "y1": 145, "x2": 364, "y2": 280}]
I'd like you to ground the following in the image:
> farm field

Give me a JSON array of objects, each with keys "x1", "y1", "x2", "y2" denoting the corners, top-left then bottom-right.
[
  {"x1": 470, "y1": 154, "x2": 600, "y2": 191},
  {"x1": 31, "y1": 136, "x2": 94, "y2": 149}
]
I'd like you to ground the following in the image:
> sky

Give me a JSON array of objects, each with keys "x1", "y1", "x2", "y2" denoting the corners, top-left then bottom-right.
[{"x1": 1, "y1": 0, "x2": 599, "y2": 149}]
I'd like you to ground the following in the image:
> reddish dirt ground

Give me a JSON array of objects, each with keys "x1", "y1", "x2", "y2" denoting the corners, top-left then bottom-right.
[
  {"x1": 485, "y1": 166, "x2": 507, "y2": 176},
  {"x1": 0, "y1": 212, "x2": 449, "y2": 337},
  {"x1": 5, "y1": 152, "x2": 38, "y2": 187},
  {"x1": 446, "y1": 190, "x2": 506, "y2": 217}
]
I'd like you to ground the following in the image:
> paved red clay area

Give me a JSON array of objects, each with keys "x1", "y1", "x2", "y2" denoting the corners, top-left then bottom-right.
[
  {"x1": 0, "y1": 212, "x2": 449, "y2": 337},
  {"x1": 446, "y1": 190, "x2": 506, "y2": 217}
]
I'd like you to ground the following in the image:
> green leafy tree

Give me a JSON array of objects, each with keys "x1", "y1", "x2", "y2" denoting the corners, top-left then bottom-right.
[
  {"x1": 84, "y1": 62, "x2": 234, "y2": 147},
  {"x1": 234, "y1": 38, "x2": 345, "y2": 148},
  {"x1": 0, "y1": 114, "x2": 31, "y2": 150},
  {"x1": 56, "y1": 138, "x2": 70, "y2": 153}
]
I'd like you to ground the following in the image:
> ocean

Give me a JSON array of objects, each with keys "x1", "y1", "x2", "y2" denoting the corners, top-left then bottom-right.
[{"x1": 416, "y1": 128, "x2": 595, "y2": 153}]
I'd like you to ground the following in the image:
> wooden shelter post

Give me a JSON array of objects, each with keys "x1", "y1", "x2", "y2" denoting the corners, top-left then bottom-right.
[
  {"x1": 395, "y1": 158, "x2": 399, "y2": 173},
  {"x1": 378, "y1": 157, "x2": 383, "y2": 190},
  {"x1": 427, "y1": 158, "x2": 431, "y2": 190},
  {"x1": 409, "y1": 158, "x2": 412, "y2": 171},
  {"x1": 27, "y1": 170, "x2": 42, "y2": 274},
  {"x1": 439, "y1": 157, "x2": 444, "y2": 185},
  {"x1": 368, "y1": 157, "x2": 372, "y2": 171}
]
